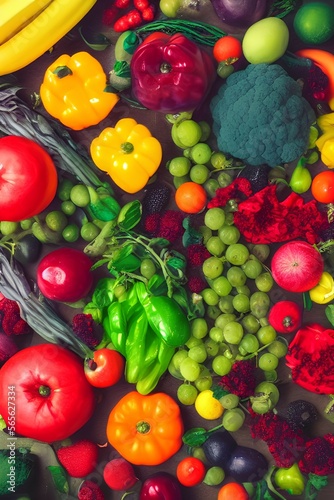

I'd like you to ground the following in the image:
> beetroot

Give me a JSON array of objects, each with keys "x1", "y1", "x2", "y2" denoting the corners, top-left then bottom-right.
[{"x1": 103, "y1": 458, "x2": 138, "y2": 491}]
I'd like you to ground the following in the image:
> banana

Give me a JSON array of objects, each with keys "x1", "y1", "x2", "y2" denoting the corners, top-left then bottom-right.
[
  {"x1": 0, "y1": 0, "x2": 53, "y2": 45},
  {"x1": 0, "y1": 0, "x2": 98, "y2": 76}
]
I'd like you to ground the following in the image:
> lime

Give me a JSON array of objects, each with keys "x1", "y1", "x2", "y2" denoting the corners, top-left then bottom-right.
[
  {"x1": 293, "y1": 2, "x2": 334, "y2": 44},
  {"x1": 195, "y1": 389, "x2": 224, "y2": 420}
]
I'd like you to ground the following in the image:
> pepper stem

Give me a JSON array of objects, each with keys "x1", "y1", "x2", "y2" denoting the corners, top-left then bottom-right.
[
  {"x1": 136, "y1": 420, "x2": 151, "y2": 434},
  {"x1": 121, "y1": 142, "x2": 134, "y2": 154}
]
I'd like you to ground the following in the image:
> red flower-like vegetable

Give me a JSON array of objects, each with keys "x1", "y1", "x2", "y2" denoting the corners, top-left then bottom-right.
[
  {"x1": 219, "y1": 360, "x2": 256, "y2": 399},
  {"x1": 0, "y1": 296, "x2": 32, "y2": 336},
  {"x1": 186, "y1": 244, "x2": 211, "y2": 266},
  {"x1": 285, "y1": 323, "x2": 334, "y2": 394},
  {"x1": 298, "y1": 435, "x2": 334, "y2": 476}
]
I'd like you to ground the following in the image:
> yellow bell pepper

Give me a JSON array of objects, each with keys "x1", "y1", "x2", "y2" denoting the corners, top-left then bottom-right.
[
  {"x1": 309, "y1": 271, "x2": 334, "y2": 304},
  {"x1": 90, "y1": 118, "x2": 162, "y2": 194},
  {"x1": 40, "y1": 51, "x2": 119, "y2": 130},
  {"x1": 316, "y1": 113, "x2": 334, "y2": 168}
]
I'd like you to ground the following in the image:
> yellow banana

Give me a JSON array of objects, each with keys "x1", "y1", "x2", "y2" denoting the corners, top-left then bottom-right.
[
  {"x1": 0, "y1": 0, "x2": 98, "y2": 76},
  {"x1": 0, "y1": 0, "x2": 53, "y2": 45}
]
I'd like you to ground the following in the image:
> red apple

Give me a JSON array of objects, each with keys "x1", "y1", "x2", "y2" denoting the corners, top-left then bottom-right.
[{"x1": 271, "y1": 241, "x2": 324, "y2": 293}]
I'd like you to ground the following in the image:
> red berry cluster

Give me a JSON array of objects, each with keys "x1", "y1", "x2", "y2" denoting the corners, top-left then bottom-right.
[{"x1": 102, "y1": 0, "x2": 156, "y2": 32}]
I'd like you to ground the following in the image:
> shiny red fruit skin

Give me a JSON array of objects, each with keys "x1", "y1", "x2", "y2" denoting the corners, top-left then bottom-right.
[
  {"x1": 268, "y1": 300, "x2": 303, "y2": 334},
  {"x1": 139, "y1": 472, "x2": 182, "y2": 500},
  {"x1": 37, "y1": 248, "x2": 93, "y2": 302}
]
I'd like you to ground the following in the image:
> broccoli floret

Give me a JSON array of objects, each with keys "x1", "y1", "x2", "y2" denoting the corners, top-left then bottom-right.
[
  {"x1": 210, "y1": 63, "x2": 316, "y2": 167},
  {"x1": 0, "y1": 448, "x2": 37, "y2": 496}
]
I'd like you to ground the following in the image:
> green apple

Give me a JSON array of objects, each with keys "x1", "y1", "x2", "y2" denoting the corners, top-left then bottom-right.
[{"x1": 242, "y1": 17, "x2": 289, "y2": 64}]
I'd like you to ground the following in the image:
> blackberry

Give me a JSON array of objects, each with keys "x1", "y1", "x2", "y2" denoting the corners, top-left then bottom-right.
[
  {"x1": 285, "y1": 399, "x2": 319, "y2": 432},
  {"x1": 141, "y1": 183, "x2": 171, "y2": 218},
  {"x1": 237, "y1": 164, "x2": 270, "y2": 193}
]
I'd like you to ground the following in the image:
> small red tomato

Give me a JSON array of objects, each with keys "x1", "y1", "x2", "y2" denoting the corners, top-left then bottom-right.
[
  {"x1": 213, "y1": 36, "x2": 243, "y2": 63},
  {"x1": 37, "y1": 248, "x2": 93, "y2": 302},
  {"x1": 176, "y1": 456, "x2": 206, "y2": 487},
  {"x1": 84, "y1": 348, "x2": 125, "y2": 388},
  {"x1": 311, "y1": 170, "x2": 334, "y2": 204},
  {"x1": 268, "y1": 300, "x2": 303, "y2": 334},
  {"x1": 140, "y1": 472, "x2": 182, "y2": 500}
]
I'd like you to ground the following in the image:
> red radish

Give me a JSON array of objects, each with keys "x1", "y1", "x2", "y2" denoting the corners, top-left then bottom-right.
[
  {"x1": 268, "y1": 300, "x2": 303, "y2": 334},
  {"x1": 271, "y1": 241, "x2": 324, "y2": 293},
  {"x1": 103, "y1": 457, "x2": 138, "y2": 491}
]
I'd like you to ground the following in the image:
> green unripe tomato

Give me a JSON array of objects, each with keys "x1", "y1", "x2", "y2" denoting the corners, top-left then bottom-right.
[
  {"x1": 159, "y1": 0, "x2": 181, "y2": 18},
  {"x1": 0, "y1": 221, "x2": 19, "y2": 235},
  {"x1": 242, "y1": 17, "x2": 289, "y2": 64}
]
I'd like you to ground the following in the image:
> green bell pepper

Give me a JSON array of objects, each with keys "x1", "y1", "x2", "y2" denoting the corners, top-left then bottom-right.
[
  {"x1": 125, "y1": 307, "x2": 148, "y2": 384},
  {"x1": 274, "y1": 463, "x2": 306, "y2": 496}
]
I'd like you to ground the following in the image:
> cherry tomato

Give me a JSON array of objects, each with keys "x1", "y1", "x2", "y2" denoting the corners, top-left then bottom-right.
[
  {"x1": 217, "y1": 482, "x2": 250, "y2": 500},
  {"x1": 84, "y1": 348, "x2": 125, "y2": 388},
  {"x1": 175, "y1": 182, "x2": 207, "y2": 213},
  {"x1": 139, "y1": 472, "x2": 182, "y2": 500},
  {"x1": 311, "y1": 170, "x2": 334, "y2": 203},
  {"x1": 0, "y1": 136, "x2": 58, "y2": 222},
  {"x1": 37, "y1": 247, "x2": 94, "y2": 302},
  {"x1": 213, "y1": 36, "x2": 243, "y2": 64},
  {"x1": 176, "y1": 456, "x2": 206, "y2": 487}
]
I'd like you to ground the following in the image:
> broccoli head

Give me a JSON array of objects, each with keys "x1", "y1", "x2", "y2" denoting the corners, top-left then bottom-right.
[{"x1": 210, "y1": 63, "x2": 316, "y2": 167}]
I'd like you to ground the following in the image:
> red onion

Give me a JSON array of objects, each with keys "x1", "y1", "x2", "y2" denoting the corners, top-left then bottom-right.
[{"x1": 210, "y1": 0, "x2": 270, "y2": 28}]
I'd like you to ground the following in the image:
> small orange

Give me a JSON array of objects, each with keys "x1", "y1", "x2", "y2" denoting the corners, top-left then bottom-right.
[
  {"x1": 218, "y1": 482, "x2": 250, "y2": 500},
  {"x1": 175, "y1": 182, "x2": 207, "y2": 213},
  {"x1": 213, "y1": 36, "x2": 243, "y2": 64}
]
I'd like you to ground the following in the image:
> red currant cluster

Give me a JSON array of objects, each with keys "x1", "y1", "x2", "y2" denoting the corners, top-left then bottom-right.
[{"x1": 102, "y1": 0, "x2": 156, "y2": 32}]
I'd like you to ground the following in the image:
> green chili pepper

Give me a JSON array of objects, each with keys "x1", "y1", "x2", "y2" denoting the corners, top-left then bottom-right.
[
  {"x1": 125, "y1": 308, "x2": 148, "y2": 384},
  {"x1": 134, "y1": 326, "x2": 161, "y2": 382},
  {"x1": 107, "y1": 301, "x2": 128, "y2": 356},
  {"x1": 87, "y1": 185, "x2": 121, "y2": 221},
  {"x1": 274, "y1": 463, "x2": 306, "y2": 496},
  {"x1": 135, "y1": 282, "x2": 191, "y2": 347},
  {"x1": 135, "y1": 340, "x2": 175, "y2": 395}
]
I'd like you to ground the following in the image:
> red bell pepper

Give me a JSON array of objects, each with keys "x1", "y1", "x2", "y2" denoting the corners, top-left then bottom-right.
[{"x1": 130, "y1": 32, "x2": 216, "y2": 113}]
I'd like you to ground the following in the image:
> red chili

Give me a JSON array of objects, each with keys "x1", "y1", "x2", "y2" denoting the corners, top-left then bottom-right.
[
  {"x1": 141, "y1": 5, "x2": 155, "y2": 21},
  {"x1": 102, "y1": 6, "x2": 120, "y2": 25},
  {"x1": 115, "y1": 0, "x2": 131, "y2": 8},
  {"x1": 133, "y1": 0, "x2": 150, "y2": 10},
  {"x1": 113, "y1": 9, "x2": 142, "y2": 32}
]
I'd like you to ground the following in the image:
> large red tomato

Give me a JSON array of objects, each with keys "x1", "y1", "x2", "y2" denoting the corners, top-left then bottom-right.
[
  {"x1": 0, "y1": 344, "x2": 96, "y2": 442},
  {"x1": 0, "y1": 136, "x2": 58, "y2": 221}
]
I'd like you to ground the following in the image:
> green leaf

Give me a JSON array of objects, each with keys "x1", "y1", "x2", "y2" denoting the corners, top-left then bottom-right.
[
  {"x1": 212, "y1": 385, "x2": 229, "y2": 400},
  {"x1": 147, "y1": 273, "x2": 168, "y2": 296},
  {"x1": 0, "y1": 414, "x2": 7, "y2": 430},
  {"x1": 148, "y1": 237, "x2": 170, "y2": 248},
  {"x1": 79, "y1": 26, "x2": 111, "y2": 50},
  {"x1": 182, "y1": 427, "x2": 209, "y2": 447},
  {"x1": 118, "y1": 200, "x2": 142, "y2": 230},
  {"x1": 47, "y1": 465, "x2": 69, "y2": 494},
  {"x1": 303, "y1": 291, "x2": 313, "y2": 311},
  {"x1": 91, "y1": 277, "x2": 116, "y2": 308},
  {"x1": 305, "y1": 473, "x2": 328, "y2": 500},
  {"x1": 182, "y1": 216, "x2": 203, "y2": 247},
  {"x1": 91, "y1": 258, "x2": 110, "y2": 271},
  {"x1": 325, "y1": 304, "x2": 334, "y2": 327}
]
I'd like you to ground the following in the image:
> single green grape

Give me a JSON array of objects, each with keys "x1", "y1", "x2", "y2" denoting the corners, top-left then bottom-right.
[
  {"x1": 209, "y1": 326, "x2": 224, "y2": 343},
  {"x1": 212, "y1": 276, "x2": 233, "y2": 297},
  {"x1": 217, "y1": 172, "x2": 233, "y2": 187},
  {"x1": 204, "y1": 178, "x2": 220, "y2": 198},
  {"x1": 179, "y1": 357, "x2": 201, "y2": 382},
  {"x1": 20, "y1": 219, "x2": 34, "y2": 230},
  {"x1": 185, "y1": 335, "x2": 203, "y2": 349},
  {"x1": 218, "y1": 225, "x2": 240, "y2": 245},
  {"x1": 204, "y1": 207, "x2": 226, "y2": 230},
  {"x1": 258, "y1": 352, "x2": 279, "y2": 371},
  {"x1": 190, "y1": 142, "x2": 212, "y2": 164},
  {"x1": 218, "y1": 295, "x2": 235, "y2": 314},
  {"x1": 203, "y1": 466, "x2": 225, "y2": 486},
  {"x1": 57, "y1": 178, "x2": 74, "y2": 201},
  {"x1": 188, "y1": 344, "x2": 207, "y2": 364},
  {"x1": 206, "y1": 305, "x2": 221, "y2": 320},
  {"x1": 70, "y1": 184, "x2": 90, "y2": 207},
  {"x1": 222, "y1": 408, "x2": 246, "y2": 432},
  {"x1": 219, "y1": 393, "x2": 240, "y2": 409},
  {"x1": 241, "y1": 314, "x2": 260, "y2": 334},
  {"x1": 202, "y1": 256, "x2": 224, "y2": 279},
  {"x1": 0, "y1": 221, "x2": 19, "y2": 236},
  {"x1": 242, "y1": 259, "x2": 263, "y2": 279},
  {"x1": 174, "y1": 119, "x2": 202, "y2": 148},
  {"x1": 199, "y1": 225, "x2": 213, "y2": 244},
  {"x1": 198, "y1": 120, "x2": 211, "y2": 142},
  {"x1": 226, "y1": 266, "x2": 247, "y2": 287},
  {"x1": 45, "y1": 210, "x2": 68, "y2": 233},
  {"x1": 80, "y1": 222, "x2": 100, "y2": 242},
  {"x1": 61, "y1": 200, "x2": 76, "y2": 216},
  {"x1": 232, "y1": 293, "x2": 250, "y2": 313},
  {"x1": 255, "y1": 272, "x2": 274, "y2": 292},
  {"x1": 223, "y1": 321, "x2": 244, "y2": 344},
  {"x1": 212, "y1": 355, "x2": 232, "y2": 376},
  {"x1": 225, "y1": 243, "x2": 249, "y2": 266},
  {"x1": 62, "y1": 224, "x2": 80, "y2": 242},
  {"x1": 190, "y1": 164, "x2": 210, "y2": 184},
  {"x1": 206, "y1": 236, "x2": 226, "y2": 257},
  {"x1": 177, "y1": 383, "x2": 198, "y2": 405},
  {"x1": 171, "y1": 350, "x2": 188, "y2": 371},
  {"x1": 173, "y1": 174, "x2": 190, "y2": 188},
  {"x1": 168, "y1": 156, "x2": 192, "y2": 177},
  {"x1": 140, "y1": 258, "x2": 157, "y2": 280},
  {"x1": 204, "y1": 338, "x2": 220, "y2": 357},
  {"x1": 201, "y1": 288, "x2": 219, "y2": 306},
  {"x1": 249, "y1": 291, "x2": 271, "y2": 319},
  {"x1": 194, "y1": 371, "x2": 213, "y2": 392},
  {"x1": 250, "y1": 244, "x2": 270, "y2": 262},
  {"x1": 257, "y1": 325, "x2": 277, "y2": 345},
  {"x1": 191, "y1": 318, "x2": 209, "y2": 339},
  {"x1": 267, "y1": 339, "x2": 288, "y2": 358},
  {"x1": 210, "y1": 151, "x2": 229, "y2": 169},
  {"x1": 238, "y1": 333, "x2": 260, "y2": 355}
]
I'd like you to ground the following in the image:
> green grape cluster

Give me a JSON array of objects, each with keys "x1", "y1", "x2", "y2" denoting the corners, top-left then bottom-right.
[
  {"x1": 168, "y1": 118, "x2": 241, "y2": 195},
  {"x1": 169, "y1": 204, "x2": 286, "y2": 417}
]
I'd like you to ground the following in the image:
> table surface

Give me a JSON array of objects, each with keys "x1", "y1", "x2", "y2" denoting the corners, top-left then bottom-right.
[{"x1": 4, "y1": 0, "x2": 334, "y2": 499}]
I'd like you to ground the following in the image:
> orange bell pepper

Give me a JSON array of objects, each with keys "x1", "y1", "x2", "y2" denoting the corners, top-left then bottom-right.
[
  {"x1": 40, "y1": 51, "x2": 119, "y2": 130},
  {"x1": 106, "y1": 391, "x2": 184, "y2": 465}
]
